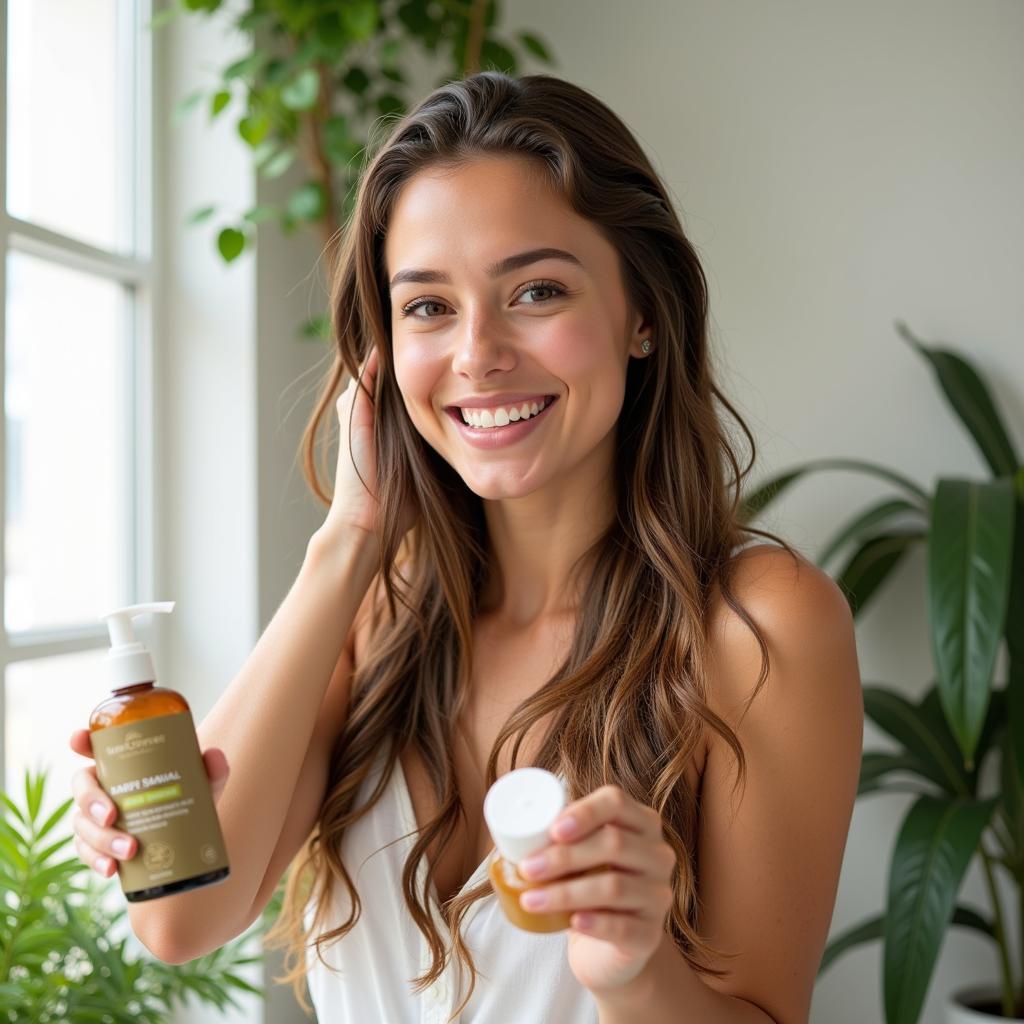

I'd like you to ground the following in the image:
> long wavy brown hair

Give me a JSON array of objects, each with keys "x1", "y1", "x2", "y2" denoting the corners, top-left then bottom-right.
[{"x1": 263, "y1": 70, "x2": 800, "y2": 1020}]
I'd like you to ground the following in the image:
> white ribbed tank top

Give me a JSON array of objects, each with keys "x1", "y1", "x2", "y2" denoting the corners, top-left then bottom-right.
[
  {"x1": 302, "y1": 536, "x2": 770, "y2": 1021},
  {"x1": 303, "y1": 747, "x2": 597, "y2": 1023}
]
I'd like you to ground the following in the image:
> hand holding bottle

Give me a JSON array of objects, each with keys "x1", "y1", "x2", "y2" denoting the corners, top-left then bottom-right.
[{"x1": 68, "y1": 728, "x2": 230, "y2": 879}]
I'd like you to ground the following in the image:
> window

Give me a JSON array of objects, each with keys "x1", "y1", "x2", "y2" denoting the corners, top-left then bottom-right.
[{"x1": 1, "y1": 0, "x2": 153, "y2": 818}]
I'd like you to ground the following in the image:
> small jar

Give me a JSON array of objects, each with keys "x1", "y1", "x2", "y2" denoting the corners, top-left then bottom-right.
[{"x1": 484, "y1": 767, "x2": 601, "y2": 933}]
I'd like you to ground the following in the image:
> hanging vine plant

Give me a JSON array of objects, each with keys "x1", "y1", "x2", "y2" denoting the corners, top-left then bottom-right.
[{"x1": 153, "y1": 0, "x2": 557, "y2": 338}]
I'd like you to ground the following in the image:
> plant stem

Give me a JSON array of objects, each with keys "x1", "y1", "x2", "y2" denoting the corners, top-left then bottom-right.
[
  {"x1": 980, "y1": 843, "x2": 1018, "y2": 1016},
  {"x1": 462, "y1": 0, "x2": 487, "y2": 75}
]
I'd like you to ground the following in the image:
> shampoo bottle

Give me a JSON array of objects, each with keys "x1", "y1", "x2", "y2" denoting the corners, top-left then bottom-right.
[
  {"x1": 484, "y1": 767, "x2": 588, "y2": 933},
  {"x1": 89, "y1": 601, "x2": 229, "y2": 902}
]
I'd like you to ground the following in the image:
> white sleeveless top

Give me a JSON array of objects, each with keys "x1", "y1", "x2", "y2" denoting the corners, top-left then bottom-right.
[{"x1": 303, "y1": 746, "x2": 598, "y2": 1023}]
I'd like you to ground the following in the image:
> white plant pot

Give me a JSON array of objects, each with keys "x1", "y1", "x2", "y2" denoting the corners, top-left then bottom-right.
[{"x1": 947, "y1": 983, "x2": 1024, "y2": 1022}]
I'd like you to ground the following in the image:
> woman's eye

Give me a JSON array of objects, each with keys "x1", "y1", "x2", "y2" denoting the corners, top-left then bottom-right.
[
  {"x1": 518, "y1": 283, "x2": 562, "y2": 304},
  {"x1": 401, "y1": 299, "x2": 447, "y2": 318},
  {"x1": 399, "y1": 280, "x2": 566, "y2": 319}
]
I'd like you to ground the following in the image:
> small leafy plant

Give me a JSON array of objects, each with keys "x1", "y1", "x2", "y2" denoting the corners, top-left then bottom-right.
[
  {"x1": 0, "y1": 767, "x2": 281, "y2": 1023},
  {"x1": 744, "y1": 321, "x2": 1023, "y2": 1022}
]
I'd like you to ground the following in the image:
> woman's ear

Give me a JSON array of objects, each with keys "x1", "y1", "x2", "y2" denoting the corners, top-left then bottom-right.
[{"x1": 627, "y1": 312, "x2": 655, "y2": 358}]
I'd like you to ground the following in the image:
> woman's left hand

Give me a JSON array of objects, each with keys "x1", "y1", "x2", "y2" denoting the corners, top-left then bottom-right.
[{"x1": 515, "y1": 784, "x2": 677, "y2": 994}]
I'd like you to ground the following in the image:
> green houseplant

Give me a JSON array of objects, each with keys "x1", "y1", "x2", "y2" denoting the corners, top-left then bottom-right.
[
  {"x1": 0, "y1": 766, "x2": 280, "y2": 1023},
  {"x1": 155, "y1": 0, "x2": 557, "y2": 337},
  {"x1": 743, "y1": 321, "x2": 1023, "y2": 1023}
]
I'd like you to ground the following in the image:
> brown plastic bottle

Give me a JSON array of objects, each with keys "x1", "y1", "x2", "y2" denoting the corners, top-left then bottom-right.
[
  {"x1": 89, "y1": 602, "x2": 229, "y2": 902},
  {"x1": 483, "y1": 766, "x2": 605, "y2": 933}
]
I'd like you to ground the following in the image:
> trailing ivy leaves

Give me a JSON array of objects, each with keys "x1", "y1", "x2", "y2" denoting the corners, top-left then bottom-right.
[
  {"x1": 217, "y1": 227, "x2": 246, "y2": 262},
  {"x1": 280, "y1": 67, "x2": 320, "y2": 111},
  {"x1": 155, "y1": 0, "x2": 557, "y2": 337},
  {"x1": 0, "y1": 767, "x2": 279, "y2": 1023}
]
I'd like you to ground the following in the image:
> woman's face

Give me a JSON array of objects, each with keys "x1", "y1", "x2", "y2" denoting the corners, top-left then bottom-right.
[{"x1": 384, "y1": 155, "x2": 649, "y2": 501}]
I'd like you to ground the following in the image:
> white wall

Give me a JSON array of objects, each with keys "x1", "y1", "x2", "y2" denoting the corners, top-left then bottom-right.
[
  {"x1": 154, "y1": 11, "x2": 262, "y2": 1024},
  {"x1": 156, "y1": 1, "x2": 1024, "y2": 1022},
  {"x1": 500, "y1": 1, "x2": 1023, "y2": 1022}
]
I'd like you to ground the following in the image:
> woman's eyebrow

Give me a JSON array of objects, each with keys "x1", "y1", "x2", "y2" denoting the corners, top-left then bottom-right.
[{"x1": 388, "y1": 247, "x2": 583, "y2": 290}]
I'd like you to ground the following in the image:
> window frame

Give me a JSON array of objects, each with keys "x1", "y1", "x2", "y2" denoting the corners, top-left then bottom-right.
[{"x1": 0, "y1": 0, "x2": 156, "y2": 792}]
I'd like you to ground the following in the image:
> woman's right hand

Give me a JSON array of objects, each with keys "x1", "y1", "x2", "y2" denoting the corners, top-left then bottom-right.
[
  {"x1": 68, "y1": 728, "x2": 230, "y2": 879},
  {"x1": 320, "y1": 345, "x2": 417, "y2": 545}
]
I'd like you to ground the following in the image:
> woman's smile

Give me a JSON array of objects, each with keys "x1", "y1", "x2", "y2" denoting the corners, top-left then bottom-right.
[{"x1": 444, "y1": 394, "x2": 561, "y2": 449}]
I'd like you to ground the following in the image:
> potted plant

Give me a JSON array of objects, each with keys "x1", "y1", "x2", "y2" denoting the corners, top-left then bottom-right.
[
  {"x1": 742, "y1": 321, "x2": 1023, "y2": 1023},
  {"x1": 0, "y1": 766, "x2": 279, "y2": 1022}
]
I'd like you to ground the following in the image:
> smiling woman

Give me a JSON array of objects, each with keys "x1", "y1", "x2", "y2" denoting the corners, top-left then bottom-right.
[{"x1": 245, "y1": 70, "x2": 864, "y2": 1024}]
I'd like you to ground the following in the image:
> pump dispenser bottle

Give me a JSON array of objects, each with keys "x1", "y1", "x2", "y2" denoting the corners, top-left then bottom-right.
[
  {"x1": 483, "y1": 767, "x2": 584, "y2": 933},
  {"x1": 89, "y1": 601, "x2": 229, "y2": 902}
]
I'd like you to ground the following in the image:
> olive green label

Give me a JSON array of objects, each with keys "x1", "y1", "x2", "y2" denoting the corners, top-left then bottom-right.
[{"x1": 90, "y1": 712, "x2": 229, "y2": 895}]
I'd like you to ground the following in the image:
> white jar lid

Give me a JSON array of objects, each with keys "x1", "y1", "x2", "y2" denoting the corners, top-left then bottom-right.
[{"x1": 483, "y1": 767, "x2": 566, "y2": 865}]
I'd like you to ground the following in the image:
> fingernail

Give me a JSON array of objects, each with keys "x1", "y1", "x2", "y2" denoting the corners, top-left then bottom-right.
[
  {"x1": 552, "y1": 815, "x2": 578, "y2": 839},
  {"x1": 111, "y1": 837, "x2": 132, "y2": 857},
  {"x1": 519, "y1": 854, "x2": 546, "y2": 878},
  {"x1": 97, "y1": 856, "x2": 114, "y2": 875},
  {"x1": 90, "y1": 802, "x2": 108, "y2": 824},
  {"x1": 521, "y1": 889, "x2": 548, "y2": 910}
]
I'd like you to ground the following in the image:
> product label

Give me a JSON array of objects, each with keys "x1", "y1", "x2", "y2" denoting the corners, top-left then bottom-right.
[{"x1": 90, "y1": 712, "x2": 229, "y2": 895}]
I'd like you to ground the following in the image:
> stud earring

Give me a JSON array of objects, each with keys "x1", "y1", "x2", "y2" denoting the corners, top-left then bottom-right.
[{"x1": 640, "y1": 339, "x2": 652, "y2": 354}]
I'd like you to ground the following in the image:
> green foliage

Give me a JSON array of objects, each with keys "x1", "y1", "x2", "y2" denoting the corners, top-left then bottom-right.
[
  {"x1": 0, "y1": 768, "x2": 282, "y2": 1022},
  {"x1": 155, "y1": 0, "x2": 557, "y2": 338},
  {"x1": 747, "y1": 322, "x2": 1024, "y2": 1021}
]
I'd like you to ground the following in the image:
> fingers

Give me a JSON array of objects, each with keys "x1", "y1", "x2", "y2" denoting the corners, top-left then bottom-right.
[
  {"x1": 518, "y1": 868, "x2": 670, "y2": 919},
  {"x1": 70, "y1": 764, "x2": 112, "y2": 826},
  {"x1": 70, "y1": 764, "x2": 136, "y2": 878},
  {"x1": 356, "y1": 345, "x2": 379, "y2": 401},
  {"x1": 549, "y1": 785, "x2": 663, "y2": 845},
  {"x1": 72, "y1": 806, "x2": 136, "y2": 869},
  {"x1": 519, "y1": 822, "x2": 674, "y2": 882},
  {"x1": 69, "y1": 728, "x2": 94, "y2": 759},
  {"x1": 336, "y1": 346, "x2": 378, "y2": 415},
  {"x1": 202, "y1": 747, "x2": 230, "y2": 800},
  {"x1": 74, "y1": 834, "x2": 118, "y2": 878}
]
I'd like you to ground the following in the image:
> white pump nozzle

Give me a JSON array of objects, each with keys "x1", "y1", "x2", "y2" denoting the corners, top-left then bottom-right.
[{"x1": 99, "y1": 601, "x2": 175, "y2": 689}]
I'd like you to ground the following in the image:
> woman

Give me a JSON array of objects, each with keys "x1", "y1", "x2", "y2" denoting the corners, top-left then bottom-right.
[{"x1": 69, "y1": 71, "x2": 863, "y2": 1024}]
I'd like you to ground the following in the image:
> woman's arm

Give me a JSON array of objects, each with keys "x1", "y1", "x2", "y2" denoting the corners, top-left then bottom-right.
[{"x1": 124, "y1": 530, "x2": 380, "y2": 962}]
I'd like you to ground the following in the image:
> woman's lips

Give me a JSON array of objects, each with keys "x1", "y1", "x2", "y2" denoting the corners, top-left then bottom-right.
[{"x1": 445, "y1": 395, "x2": 560, "y2": 450}]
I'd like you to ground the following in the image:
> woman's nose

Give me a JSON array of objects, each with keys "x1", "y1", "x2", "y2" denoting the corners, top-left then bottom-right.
[{"x1": 449, "y1": 317, "x2": 516, "y2": 378}]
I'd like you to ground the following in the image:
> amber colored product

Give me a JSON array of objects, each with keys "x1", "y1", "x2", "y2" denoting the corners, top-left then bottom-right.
[
  {"x1": 89, "y1": 602, "x2": 229, "y2": 902},
  {"x1": 484, "y1": 767, "x2": 604, "y2": 933}
]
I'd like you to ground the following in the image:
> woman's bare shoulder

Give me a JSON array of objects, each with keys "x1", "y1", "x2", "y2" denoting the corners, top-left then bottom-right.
[{"x1": 704, "y1": 540, "x2": 855, "y2": 720}]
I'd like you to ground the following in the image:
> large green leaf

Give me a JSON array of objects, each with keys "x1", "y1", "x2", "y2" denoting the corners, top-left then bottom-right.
[
  {"x1": 859, "y1": 751, "x2": 934, "y2": 796},
  {"x1": 819, "y1": 498, "x2": 927, "y2": 568},
  {"x1": 896, "y1": 321, "x2": 1020, "y2": 477},
  {"x1": 929, "y1": 478, "x2": 1016, "y2": 767},
  {"x1": 862, "y1": 686, "x2": 969, "y2": 795},
  {"x1": 884, "y1": 794, "x2": 998, "y2": 1024},
  {"x1": 1006, "y1": 472, "x2": 1024, "y2": 791},
  {"x1": 740, "y1": 458, "x2": 930, "y2": 520},
  {"x1": 836, "y1": 530, "x2": 926, "y2": 617},
  {"x1": 819, "y1": 904, "x2": 995, "y2": 978}
]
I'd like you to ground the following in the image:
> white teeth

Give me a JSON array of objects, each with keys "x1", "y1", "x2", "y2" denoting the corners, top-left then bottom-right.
[{"x1": 459, "y1": 397, "x2": 551, "y2": 429}]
